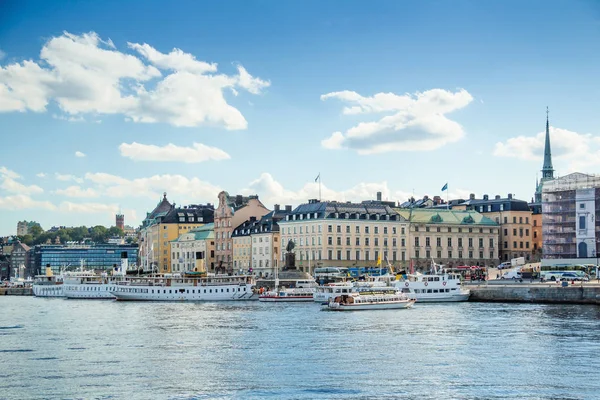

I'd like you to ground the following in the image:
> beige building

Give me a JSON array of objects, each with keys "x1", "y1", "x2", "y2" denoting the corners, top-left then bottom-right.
[
  {"x1": 456, "y1": 194, "x2": 534, "y2": 263},
  {"x1": 278, "y1": 200, "x2": 409, "y2": 274},
  {"x1": 232, "y1": 219, "x2": 256, "y2": 274},
  {"x1": 139, "y1": 193, "x2": 214, "y2": 273},
  {"x1": 395, "y1": 208, "x2": 500, "y2": 270},
  {"x1": 170, "y1": 223, "x2": 215, "y2": 273},
  {"x1": 249, "y1": 206, "x2": 290, "y2": 278},
  {"x1": 214, "y1": 192, "x2": 270, "y2": 273}
]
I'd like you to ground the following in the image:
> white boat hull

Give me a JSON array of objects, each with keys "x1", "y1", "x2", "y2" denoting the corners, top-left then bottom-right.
[
  {"x1": 33, "y1": 285, "x2": 64, "y2": 297},
  {"x1": 324, "y1": 300, "x2": 415, "y2": 311},
  {"x1": 110, "y1": 283, "x2": 256, "y2": 301},
  {"x1": 407, "y1": 292, "x2": 470, "y2": 302},
  {"x1": 259, "y1": 295, "x2": 314, "y2": 302},
  {"x1": 64, "y1": 284, "x2": 118, "y2": 299}
]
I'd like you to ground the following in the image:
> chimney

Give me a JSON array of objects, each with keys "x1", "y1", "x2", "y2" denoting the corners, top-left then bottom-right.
[
  {"x1": 483, "y1": 194, "x2": 489, "y2": 201},
  {"x1": 469, "y1": 193, "x2": 475, "y2": 200},
  {"x1": 508, "y1": 193, "x2": 513, "y2": 199},
  {"x1": 285, "y1": 205, "x2": 292, "y2": 212},
  {"x1": 376, "y1": 191, "x2": 382, "y2": 201},
  {"x1": 236, "y1": 195, "x2": 243, "y2": 204},
  {"x1": 274, "y1": 204, "x2": 280, "y2": 211},
  {"x1": 495, "y1": 195, "x2": 501, "y2": 200},
  {"x1": 250, "y1": 216, "x2": 256, "y2": 222}
]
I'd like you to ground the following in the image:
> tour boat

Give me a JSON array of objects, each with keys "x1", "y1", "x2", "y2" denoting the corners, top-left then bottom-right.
[
  {"x1": 393, "y1": 260, "x2": 470, "y2": 302},
  {"x1": 259, "y1": 287, "x2": 315, "y2": 302},
  {"x1": 110, "y1": 274, "x2": 256, "y2": 301},
  {"x1": 313, "y1": 281, "x2": 355, "y2": 303},
  {"x1": 63, "y1": 272, "x2": 126, "y2": 299},
  {"x1": 322, "y1": 289, "x2": 415, "y2": 311},
  {"x1": 32, "y1": 267, "x2": 64, "y2": 297}
]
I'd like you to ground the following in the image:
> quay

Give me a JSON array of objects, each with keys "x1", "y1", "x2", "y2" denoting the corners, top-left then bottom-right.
[
  {"x1": 467, "y1": 281, "x2": 600, "y2": 305},
  {"x1": 0, "y1": 287, "x2": 33, "y2": 296}
]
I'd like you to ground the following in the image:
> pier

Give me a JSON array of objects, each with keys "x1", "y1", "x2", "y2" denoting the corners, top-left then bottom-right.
[
  {"x1": 467, "y1": 281, "x2": 600, "y2": 305},
  {"x1": 0, "y1": 287, "x2": 33, "y2": 296}
]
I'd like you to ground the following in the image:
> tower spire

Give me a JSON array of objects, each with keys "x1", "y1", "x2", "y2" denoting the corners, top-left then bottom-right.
[{"x1": 542, "y1": 106, "x2": 554, "y2": 179}]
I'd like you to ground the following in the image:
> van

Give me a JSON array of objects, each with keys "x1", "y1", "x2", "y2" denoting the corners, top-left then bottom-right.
[
  {"x1": 501, "y1": 269, "x2": 522, "y2": 280},
  {"x1": 498, "y1": 262, "x2": 511, "y2": 270}
]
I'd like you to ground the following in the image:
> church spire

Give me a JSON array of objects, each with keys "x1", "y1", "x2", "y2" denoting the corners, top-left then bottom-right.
[{"x1": 542, "y1": 106, "x2": 554, "y2": 179}]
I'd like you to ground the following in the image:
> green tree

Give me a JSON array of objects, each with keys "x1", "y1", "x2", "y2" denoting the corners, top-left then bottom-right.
[
  {"x1": 28, "y1": 224, "x2": 43, "y2": 238},
  {"x1": 20, "y1": 234, "x2": 33, "y2": 246},
  {"x1": 91, "y1": 225, "x2": 109, "y2": 243},
  {"x1": 108, "y1": 226, "x2": 124, "y2": 238}
]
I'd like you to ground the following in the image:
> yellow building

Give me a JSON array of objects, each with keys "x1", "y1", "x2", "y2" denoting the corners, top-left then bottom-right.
[
  {"x1": 139, "y1": 193, "x2": 214, "y2": 273},
  {"x1": 232, "y1": 219, "x2": 256, "y2": 274},
  {"x1": 170, "y1": 223, "x2": 215, "y2": 273}
]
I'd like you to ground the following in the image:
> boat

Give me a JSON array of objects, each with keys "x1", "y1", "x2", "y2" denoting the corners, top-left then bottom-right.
[
  {"x1": 32, "y1": 266, "x2": 64, "y2": 297},
  {"x1": 322, "y1": 288, "x2": 415, "y2": 311},
  {"x1": 393, "y1": 259, "x2": 470, "y2": 302},
  {"x1": 258, "y1": 263, "x2": 316, "y2": 302},
  {"x1": 63, "y1": 259, "x2": 129, "y2": 299},
  {"x1": 313, "y1": 281, "x2": 355, "y2": 303},
  {"x1": 110, "y1": 273, "x2": 256, "y2": 301}
]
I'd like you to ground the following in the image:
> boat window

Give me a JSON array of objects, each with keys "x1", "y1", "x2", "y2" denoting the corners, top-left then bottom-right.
[
  {"x1": 433, "y1": 289, "x2": 438, "y2": 293},
  {"x1": 427, "y1": 289, "x2": 432, "y2": 293},
  {"x1": 204, "y1": 289, "x2": 206, "y2": 293},
  {"x1": 434, "y1": 277, "x2": 440, "y2": 281},
  {"x1": 210, "y1": 289, "x2": 212, "y2": 293},
  {"x1": 221, "y1": 289, "x2": 224, "y2": 292}
]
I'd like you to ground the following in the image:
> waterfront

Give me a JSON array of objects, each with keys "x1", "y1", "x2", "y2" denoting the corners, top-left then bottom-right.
[{"x1": 1, "y1": 298, "x2": 600, "y2": 399}]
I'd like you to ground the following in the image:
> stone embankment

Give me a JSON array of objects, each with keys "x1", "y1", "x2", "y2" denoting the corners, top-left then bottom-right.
[
  {"x1": 0, "y1": 287, "x2": 33, "y2": 296},
  {"x1": 468, "y1": 282, "x2": 600, "y2": 305}
]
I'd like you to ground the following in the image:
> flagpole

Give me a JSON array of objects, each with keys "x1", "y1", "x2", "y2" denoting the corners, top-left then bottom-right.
[
  {"x1": 446, "y1": 183, "x2": 449, "y2": 210},
  {"x1": 319, "y1": 172, "x2": 321, "y2": 201}
]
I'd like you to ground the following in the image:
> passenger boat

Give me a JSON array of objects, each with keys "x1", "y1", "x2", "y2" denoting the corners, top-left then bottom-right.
[
  {"x1": 393, "y1": 260, "x2": 470, "y2": 302},
  {"x1": 32, "y1": 266, "x2": 64, "y2": 297},
  {"x1": 323, "y1": 289, "x2": 415, "y2": 311},
  {"x1": 63, "y1": 272, "x2": 126, "y2": 299},
  {"x1": 259, "y1": 287, "x2": 315, "y2": 302},
  {"x1": 313, "y1": 281, "x2": 355, "y2": 303},
  {"x1": 110, "y1": 273, "x2": 256, "y2": 301}
]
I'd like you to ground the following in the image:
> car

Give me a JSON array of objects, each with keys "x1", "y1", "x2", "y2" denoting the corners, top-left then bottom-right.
[
  {"x1": 559, "y1": 273, "x2": 588, "y2": 281},
  {"x1": 498, "y1": 262, "x2": 512, "y2": 270},
  {"x1": 501, "y1": 270, "x2": 522, "y2": 280}
]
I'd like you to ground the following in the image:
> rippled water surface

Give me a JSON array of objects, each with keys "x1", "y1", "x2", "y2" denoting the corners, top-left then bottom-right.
[{"x1": 1, "y1": 297, "x2": 599, "y2": 399}]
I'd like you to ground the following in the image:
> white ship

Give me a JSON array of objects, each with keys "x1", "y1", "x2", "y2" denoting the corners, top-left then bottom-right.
[
  {"x1": 63, "y1": 258, "x2": 129, "y2": 299},
  {"x1": 322, "y1": 288, "x2": 415, "y2": 311},
  {"x1": 394, "y1": 260, "x2": 470, "y2": 302},
  {"x1": 110, "y1": 273, "x2": 256, "y2": 301},
  {"x1": 32, "y1": 266, "x2": 64, "y2": 297}
]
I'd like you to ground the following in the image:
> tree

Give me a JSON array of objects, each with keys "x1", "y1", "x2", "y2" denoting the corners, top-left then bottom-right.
[
  {"x1": 91, "y1": 225, "x2": 109, "y2": 243},
  {"x1": 20, "y1": 235, "x2": 33, "y2": 246},
  {"x1": 28, "y1": 224, "x2": 43, "y2": 238},
  {"x1": 108, "y1": 226, "x2": 124, "y2": 238}
]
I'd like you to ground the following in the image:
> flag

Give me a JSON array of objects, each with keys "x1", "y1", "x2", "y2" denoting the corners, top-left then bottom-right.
[
  {"x1": 441, "y1": 183, "x2": 448, "y2": 192},
  {"x1": 315, "y1": 173, "x2": 320, "y2": 182},
  {"x1": 376, "y1": 256, "x2": 382, "y2": 266}
]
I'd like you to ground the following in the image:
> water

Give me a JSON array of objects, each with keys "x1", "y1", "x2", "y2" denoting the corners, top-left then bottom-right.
[{"x1": 1, "y1": 298, "x2": 599, "y2": 399}]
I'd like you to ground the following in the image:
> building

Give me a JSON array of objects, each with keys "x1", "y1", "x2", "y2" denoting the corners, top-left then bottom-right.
[
  {"x1": 33, "y1": 243, "x2": 139, "y2": 275},
  {"x1": 248, "y1": 205, "x2": 291, "y2": 278},
  {"x1": 455, "y1": 193, "x2": 534, "y2": 263},
  {"x1": 16, "y1": 220, "x2": 40, "y2": 236},
  {"x1": 279, "y1": 199, "x2": 409, "y2": 274},
  {"x1": 232, "y1": 218, "x2": 259, "y2": 275},
  {"x1": 395, "y1": 208, "x2": 500, "y2": 270},
  {"x1": 138, "y1": 193, "x2": 214, "y2": 273},
  {"x1": 214, "y1": 191, "x2": 270, "y2": 273},
  {"x1": 170, "y1": 223, "x2": 215, "y2": 273},
  {"x1": 542, "y1": 173, "x2": 600, "y2": 264},
  {"x1": 116, "y1": 213, "x2": 125, "y2": 231},
  {"x1": 9, "y1": 241, "x2": 31, "y2": 278}
]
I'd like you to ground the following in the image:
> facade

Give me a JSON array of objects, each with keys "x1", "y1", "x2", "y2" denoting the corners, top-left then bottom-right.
[
  {"x1": 138, "y1": 193, "x2": 214, "y2": 273},
  {"x1": 249, "y1": 205, "x2": 290, "y2": 278},
  {"x1": 396, "y1": 209, "x2": 500, "y2": 270},
  {"x1": 10, "y1": 241, "x2": 31, "y2": 278},
  {"x1": 542, "y1": 173, "x2": 600, "y2": 263},
  {"x1": 116, "y1": 213, "x2": 125, "y2": 231},
  {"x1": 170, "y1": 223, "x2": 215, "y2": 273},
  {"x1": 279, "y1": 199, "x2": 409, "y2": 274},
  {"x1": 17, "y1": 221, "x2": 28, "y2": 236},
  {"x1": 232, "y1": 218, "x2": 258, "y2": 275},
  {"x1": 456, "y1": 194, "x2": 534, "y2": 262},
  {"x1": 33, "y1": 243, "x2": 138, "y2": 275},
  {"x1": 213, "y1": 191, "x2": 270, "y2": 273}
]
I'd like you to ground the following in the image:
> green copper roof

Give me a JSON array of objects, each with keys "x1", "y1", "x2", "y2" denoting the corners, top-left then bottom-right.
[
  {"x1": 394, "y1": 208, "x2": 498, "y2": 226},
  {"x1": 172, "y1": 223, "x2": 214, "y2": 242}
]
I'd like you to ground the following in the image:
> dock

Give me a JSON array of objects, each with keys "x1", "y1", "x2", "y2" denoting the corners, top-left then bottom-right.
[
  {"x1": 467, "y1": 281, "x2": 600, "y2": 305},
  {"x1": 0, "y1": 287, "x2": 33, "y2": 296}
]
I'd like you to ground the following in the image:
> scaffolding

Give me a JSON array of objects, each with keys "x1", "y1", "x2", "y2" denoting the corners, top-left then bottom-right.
[{"x1": 542, "y1": 173, "x2": 600, "y2": 259}]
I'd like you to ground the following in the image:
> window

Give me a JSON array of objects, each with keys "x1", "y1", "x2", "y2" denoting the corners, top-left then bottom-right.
[
  {"x1": 299, "y1": 226, "x2": 303, "y2": 234},
  {"x1": 401, "y1": 251, "x2": 405, "y2": 261},
  {"x1": 383, "y1": 227, "x2": 388, "y2": 234},
  {"x1": 580, "y1": 203, "x2": 585, "y2": 209},
  {"x1": 365, "y1": 250, "x2": 370, "y2": 260},
  {"x1": 392, "y1": 227, "x2": 396, "y2": 235},
  {"x1": 513, "y1": 241, "x2": 517, "y2": 248},
  {"x1": 437, "y1": 251, "x2": 442, "y2": 259},
  {"x1": 346, "y1": 237, "x2": 350, "y2": 246},
  {"x1": 346, "y1": 225, "x2": 350, "y2": 233},
  {"x1": 504, "y1": 229, "x2": 508, "y2": 236},
  {"x1": 415, "y1": 237, "x2": 419, "y2": 247},
  {"x1": 448, "y1": 227, "x2": 452, "y2": 233},
  {"x1": 580, "y1": 215, "x2": 586, "y2": 230},
  {"x1": 468, "y1": 250, "x2": 473, "y2": 258},
  {"x1": 356, "y1": 226, "x2": 360, "y2": 233},
  {"x1": 401, "y1": 238, "x2": 405, "y2": 247},
  {"x1": 513, "y1": 217, "x2": 517, "y2": 223},
  {"x1": 490, "y1": 251, "x2": 494, "y2": 259},
  {"x1": 448, "y1": 250, "x2": 452, "y2": 259},
  {"x1": 401, "y1": 227, "x2": 405, "y2": 235},
  {"x1": 489, "y1": 238, "x2": 494, "y2": 248},
  {"x1": 458, "y1": 238, "x2": 463, "y2": 247},
  {"x1": 393, "y1": 238, "x2": 397, "y2": 247},
  {"x1": 513, "y1": 228, "x2": 517, "y2": 235},
  {"x1": 337, "y1": 250, "x2": 341, "y2": 260},
  {"x1": 519, "y1": 217, "x2": 523, "y2": 224},
  {"x1": 526, "y1": 217, "x2": 529, "y2": 224},
  {"x1": 328, "y1": 250, "x2": 332, "y2": 260},
  {"x1": 414, "y1": 226, "x2": 419, "y2": 232},
  {"x1": 374, "y1": 227, "x2": 379, "y2": 234},
  {"x1": 415, "y1": 250, "x2": 420, "y2": 259},
  {"x1": 526, "y1": 242, "x2": 530, "y2": 249},
  {"x1": 479, "y1": 238, "x2": 483, "y2": 247},
  {"x1": 336, "y1": 225, "x2": 341, "y2": 233},
  {"x1": 384, "y1": 238, "x2": 388, "y2": 247},
  {"x1": 337, "y1": 237, "x2": 341, "y2": 246},
  {"x1": 504, "y1": 241, "x2": 508, "y2": 249},
  {"x1": 458, "y1": 251, "x2": 463, "y2": 259},
  {"x1": 365, "y1": 226, "x2": 370, "y2": 234},
  {"x1": 328, "y1": 225, "x2": 332, "y2": 233},
  {"x1": 479, "y1": 251, "x2": 483, "y2": 259},
  {"x1": 374, "y1": 238, "x2": 379, "y2": 246},
  {"x1": 504, "y1": 217, "x2": 507, "y2": 224},
  {"x1": 468, "y1": 238, "x2": 473, "y2": 247},
  {"x1": 346, "y1": 250, "x2": 351, "y2": 260},
  {"x1": 392, "y1": 251, "x2": 397, "y2": 261},
  {"x1": 356, "y1": 250, "x2": 360, "y2": 260},
  {"x1": 533, "y1": 231, "x2": 537, "y2": 239},
  {"x1": 365, "y1": 238, "x2": 370, "y2": 246},
  {"x1": 519, "y1": 241, "x2": 523, "y2": 249},
  {"x1": 426, "y1": 227, "x2": 430, "y2": 232},
  {"x1": 327, "y1": 236, "x2": 332, "y2": 245},
  {"x1": 447, "y1": 237, "x2": 452, "y2": 247},
  {"x1": 426, "y1": 250, "x2": 431, "y2": 258},
  {"x1": 425, "y1": 237, "x2": 430, "y2": 247},
  {"x1": 356, "y1": 237, "x2": 360, "y2": 246}
]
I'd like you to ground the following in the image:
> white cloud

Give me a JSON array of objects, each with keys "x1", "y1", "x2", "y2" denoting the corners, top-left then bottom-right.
[
  {"x1": 0, "y1": 166, "x2": 21, "y2": 180},
  {"x1": 84, "y1": 172, "x2": 221, "y2": 201},
  {"x1": 493, "y1": 126, "x2": 600, "y2": 173},
  {"x1": 0, "y1": 177, "x2": 43, "y2": 195},
  {"x1": 0, "y1": 194, "x2": 56, "y2": 210},
  {"x1": 0, "y1": 49, "x2": 5, "y2": 60},
  {"x1": 119, "y1": 142, "x2": 230, "y2": 163},
  {"x1": 0, "y1": 31, "x2": 269, "y2": 130},
  {"x1": 75, "y1": 151, "x2": 86, "y2": 158},
  {"x1": 59, "y1": 201, "x2": 117, "y2": 213},
  {"x1": 36, "y1": 173, "x2": 46, "y2": 178},
  {"x1": 321, "y1": 88, "x2": 473, "y2": 154},
  {"x1": 54, "y1": 185, "x2": 98, "y2": 198},
  {"x1": 55, "y1": 173, "x2": 84, "y2": 184}
]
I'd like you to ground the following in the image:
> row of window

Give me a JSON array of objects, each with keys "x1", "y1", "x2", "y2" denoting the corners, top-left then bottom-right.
[
  {"x1": 415, "y1": 237, "x2": 494, "y2": 248},
  {"x1": 503, "y1": 241, "x2": 531, "y2": 249},
  {"x1": 503, "y1": 228, "x2": 531, "y2": 237},
  {"x1": 414, "y1": 226, "x2": 496, "y2": 234}
]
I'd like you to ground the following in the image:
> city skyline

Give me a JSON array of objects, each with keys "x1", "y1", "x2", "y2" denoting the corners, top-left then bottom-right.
[{"x1": 2, "y1": 1, "x2": 600, "y2": 235}]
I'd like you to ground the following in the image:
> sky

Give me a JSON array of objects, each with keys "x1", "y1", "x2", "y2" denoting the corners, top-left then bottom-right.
[{"x1": 1, "y1": 0, "x2": 600, "y2": 236}]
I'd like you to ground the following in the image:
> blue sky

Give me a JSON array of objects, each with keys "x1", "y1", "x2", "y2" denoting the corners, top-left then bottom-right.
[{"x1": 1, "y1": 0, "x2": 600, "y2": 235}]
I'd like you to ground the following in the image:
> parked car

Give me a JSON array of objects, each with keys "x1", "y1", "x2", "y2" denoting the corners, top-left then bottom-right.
[
  {"x1": 498, "y1": 262, "x2": 512, "y2": 270},
  {"x1": 559, "y1": 273, "x2": 588, "y2": 281},
  {"x1": 501, "y1": 270, "x2": 522, "y2": 280}
]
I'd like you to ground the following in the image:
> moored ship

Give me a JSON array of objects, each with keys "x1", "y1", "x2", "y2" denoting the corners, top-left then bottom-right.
[
  {"x1": 322, "y1": 288, "x2": 415, "y2": 311},
  {"x1": 393, "y1": 260, "x2": 470, "y2": 302},
  {"x1": 32, "y1": 266, "x2": 64, "y2": 297},
  {"x1": 110, "y1": 273, "x2": 256, "y2": 301}
]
